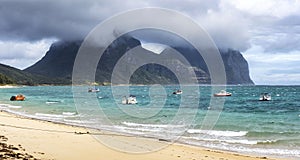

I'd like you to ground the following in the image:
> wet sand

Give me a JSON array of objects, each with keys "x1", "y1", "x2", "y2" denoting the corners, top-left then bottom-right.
[{"x1": 0, "y1": 111, "x2": 286, "y2": 160}]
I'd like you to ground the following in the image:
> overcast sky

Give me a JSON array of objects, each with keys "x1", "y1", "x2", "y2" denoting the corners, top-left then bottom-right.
[{"x1": 0, "y1": 0, "x2": 300, "y2": 85}]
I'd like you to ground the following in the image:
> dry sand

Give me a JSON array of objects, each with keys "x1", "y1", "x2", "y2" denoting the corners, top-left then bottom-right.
[
  {"x1": 0, "y1": 85, "x2": 21, "y2": 88},
  {"x1": 0, "y1": 111, "x2": 285, "y2": 160}
]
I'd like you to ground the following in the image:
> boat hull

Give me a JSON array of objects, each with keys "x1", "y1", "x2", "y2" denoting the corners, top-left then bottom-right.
[
  {"x1": 10, "y1": 95, "x2": 25, "y2": 101},
  {"x1": 213, "y1": 94, "x2": 231, "y2": 97}
]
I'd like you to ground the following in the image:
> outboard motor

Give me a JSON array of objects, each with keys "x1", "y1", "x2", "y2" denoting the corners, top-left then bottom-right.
[{"x1": 10, "y1": 96, "x2": 16, "y2": 101}]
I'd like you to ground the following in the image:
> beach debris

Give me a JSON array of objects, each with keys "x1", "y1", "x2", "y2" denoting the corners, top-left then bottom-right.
[
  {"x1": 158, "y1": 138, "x2": 171, "y2": 142},
  {"x1": 74, "y1": 131, "x2": 90, "y2": 135},
  {"x1": 0, "y1": 135, "x2": 37, "y2": 159}
]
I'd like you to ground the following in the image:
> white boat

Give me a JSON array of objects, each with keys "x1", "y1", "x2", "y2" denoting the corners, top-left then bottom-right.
[
  {"x1": 173, "y1": 90, "x2": 182, "y2": 95},
  {"x1": 213, "y1": 90, "x2": 232, "y2": 97},
  {"x1": 88, "y1": 88, "x2": 100, "y2": 92},
  {"x1": 122, "y1": 95, "x2": 137, "y2": 104},
  {"x1": 259, "y1": 93, "x2": 271, "y2": 101}
]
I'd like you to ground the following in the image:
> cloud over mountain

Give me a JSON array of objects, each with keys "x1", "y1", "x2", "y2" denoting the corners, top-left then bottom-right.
[{"x1": 0, "y1": 0, "x2": 300, "y2": 84}]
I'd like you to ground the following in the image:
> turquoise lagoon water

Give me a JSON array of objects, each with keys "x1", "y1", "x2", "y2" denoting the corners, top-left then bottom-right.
[{"x1": 0, "y1": 85, "x2": 299, "y2": 159}]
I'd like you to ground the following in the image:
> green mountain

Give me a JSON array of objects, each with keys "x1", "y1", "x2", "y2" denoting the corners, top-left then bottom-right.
[
  {"x1": 0, "y1": 73, "x2": 14, "y2": 84},
  {"x1": 23, "y1": 35, "x2": 253, "y2": 85},
  {"x1": 0, "y1": 63, "x2": 34, "y2": 85},
  {"x1": 0, "y1": 63, "x2": 68, "y2": 85},
  {"x1": 25, "y1": 36, "x2": 181, "y2": 84}
]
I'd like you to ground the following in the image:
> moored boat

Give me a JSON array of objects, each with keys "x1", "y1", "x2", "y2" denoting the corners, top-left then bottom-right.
[
  {"x1": 213, "y1": 90, "x2": 232, "y2": 97},
  {"x1": 10, "y1": 94, "x2": 25, "y2": 101},
  {"x1": 259, "y1": 93, "x2": 271, "y2": 101},
  {"x1": 88, "y1": 88, "x2": 100, "y2": 92},
  {"x1": 173, "y1": 90, "x2": 182, "y2": 95},
  {"x1": 122, "y1": 95, "x2": 137, "y2": 104}
]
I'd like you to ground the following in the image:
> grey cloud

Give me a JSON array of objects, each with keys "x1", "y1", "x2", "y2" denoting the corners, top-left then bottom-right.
[
  {"x1": 252, "y1": 27, "x2": 300, "y2": 53},
  {"x1": 277, "y1": 15, "x2": 300, "y2": 26},
  {"x1": 264, "y1": 33, "x2": 300, "y2": 53},
  {"x1": 267, "y1": 68, "x2": 300, "y2": 75},
  {"x1": 0, "y1": 0, "x2": 253, "y2": 52},
  {"x1": 205, "y1": 23, "x2": 251, "y2": 51},
  {"x1": 1, "y1": 0, "x2": 247, "y2": 47},
  {"x1": 150, "y1": 0, "x2": 220, "y2": 15},
  {"x1": 248, "y1": 14, "x2": 300, "y2": 53},
  {"x1": 0, "y1": 0, "x2": 135, "y2": 41}
]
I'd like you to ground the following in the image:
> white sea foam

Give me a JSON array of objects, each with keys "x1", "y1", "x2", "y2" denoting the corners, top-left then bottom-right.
[
  {"x1": 35, "y1": 113, "x2": 65, "y2": 118},
  {"x1": 35, "y1": 112, "x2": 77, "y2": 119},
  {"x1": 3, "y1": 109, "x2": 27, "y2": 117},
  {"x1": 62, "y1": 119, "x2": 95, "y2": 125},
  {"x1": 122, "y1": 122, "x2": 185, "y2": 128},
  {"x1": 187, "y1": 129, "x2": 248, "y2": 137},
  {"x1": 45, "y1": 100, "x2": 62, "y2": 104},
  {"x1": 0, "y1": 104, "x2": 22, "y2": 109},
  {"x1": 119, "y1": 130, "x2": 146, "y2": 135},
  {"x1": 62, "y1": 112, "x2": 76, "y2": 116},
  {"x1": 7, "y1": 105, "x2": 22, "y2": 109},
  {"x1": 182, "y1": 136, "x2": 258, "y2": 145},
  {"x1": 224, "y1": 139, "x2": 258, "y2": 145},
  {"x1": 182, "y1": 139, "x2": 300, "y2": 159},
  {"x1": 118, "y1": 125, "x2": 162, "y2": 133},
  {"x1": 46, "y1": 101, "x2": 59, "y2": 104},
  {"x1": 257, "y1": 140, "x2": 278, "y2": 144}
]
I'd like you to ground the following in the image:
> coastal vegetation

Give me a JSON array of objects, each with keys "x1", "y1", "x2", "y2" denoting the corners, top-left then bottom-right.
[{"x1": 0, "y1": 63, "x2": 69, "y2": 85}]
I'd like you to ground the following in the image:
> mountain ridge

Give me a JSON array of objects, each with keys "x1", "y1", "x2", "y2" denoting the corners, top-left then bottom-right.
[
  {"x1": 0, "y1": 63, "x2": 69, "y2": 85},
  {"x1": 24, "y1": 35, "x2": 254, "y2": 85},
  {"x1": 0, "y1": 35, "x2": 254, "y2": 85}
]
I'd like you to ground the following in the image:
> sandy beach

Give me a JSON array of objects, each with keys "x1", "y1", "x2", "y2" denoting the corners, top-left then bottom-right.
[
  {"x1": 0, "y1": 111, "x2": 286, "y2": 160},
  {"x1": 0, "y1": 85, "x2": 22, "y2": 88}
]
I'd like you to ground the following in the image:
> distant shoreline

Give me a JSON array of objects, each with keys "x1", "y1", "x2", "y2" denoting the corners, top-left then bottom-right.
[
  {"x1": 3, "y1": 84, "x2": 300, "y2": 88},
  {"x1": 0, "y1": 85, "x2": 23, "y2": 88}
]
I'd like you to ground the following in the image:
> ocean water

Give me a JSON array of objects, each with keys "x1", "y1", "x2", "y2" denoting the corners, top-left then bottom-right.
[{"x1": 0, "y1": 85, "x2": 299, "y2": 159}]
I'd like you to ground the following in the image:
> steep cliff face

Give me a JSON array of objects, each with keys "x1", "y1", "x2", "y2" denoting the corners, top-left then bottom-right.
[
  {"x1": 165, "y1": 47, "x2": 254, "y2": 85},
  {"x1": 25, "y1": 41, "x2": 82, "y2": 79},
  {"x1": 220, "y1": 49, "x2": 253, "y2": 84},
  {"x1": 24, "y1": 35, "x2": 254, "y2": 85}
]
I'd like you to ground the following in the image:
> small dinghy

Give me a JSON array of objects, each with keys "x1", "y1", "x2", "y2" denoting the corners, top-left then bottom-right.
[
  {"x1": 122, "y1": 95, "x2": 137, "y2": 104},
  {"x1": 88, "y1": 88, "x2": 100, "y2": 92},
  {"x1": 259, "y1": 93, "x2": 271, "y2": 101},
  {"x1": 10, "y1": 94, "x2": 25, "y2": 101},
  {"x1": 173, "y1": 90, "x2": 182, "y2": 95},
  {"x1": 213, "y1": 90, "x2": 232, "y2": 97}
]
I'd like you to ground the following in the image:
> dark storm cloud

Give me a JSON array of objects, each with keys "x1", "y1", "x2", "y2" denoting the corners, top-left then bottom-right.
[
  {"x1": 0, "y1": 0, "x2": 250, "y2": 51},
  {"x1": 0, "y1": 0, "x2": 132, "y2": 41},
  {"x1": 1, "y1": 0, "x2": 299, "y2": 53}
]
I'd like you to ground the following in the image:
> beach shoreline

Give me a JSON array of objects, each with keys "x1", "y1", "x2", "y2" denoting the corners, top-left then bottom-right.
[
  {"x1": 0, "y1": 110, "x2": 288, "y2": 160},
  {"x1": 0, "y1": 85, "x2": 24, "y2": 88}
]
